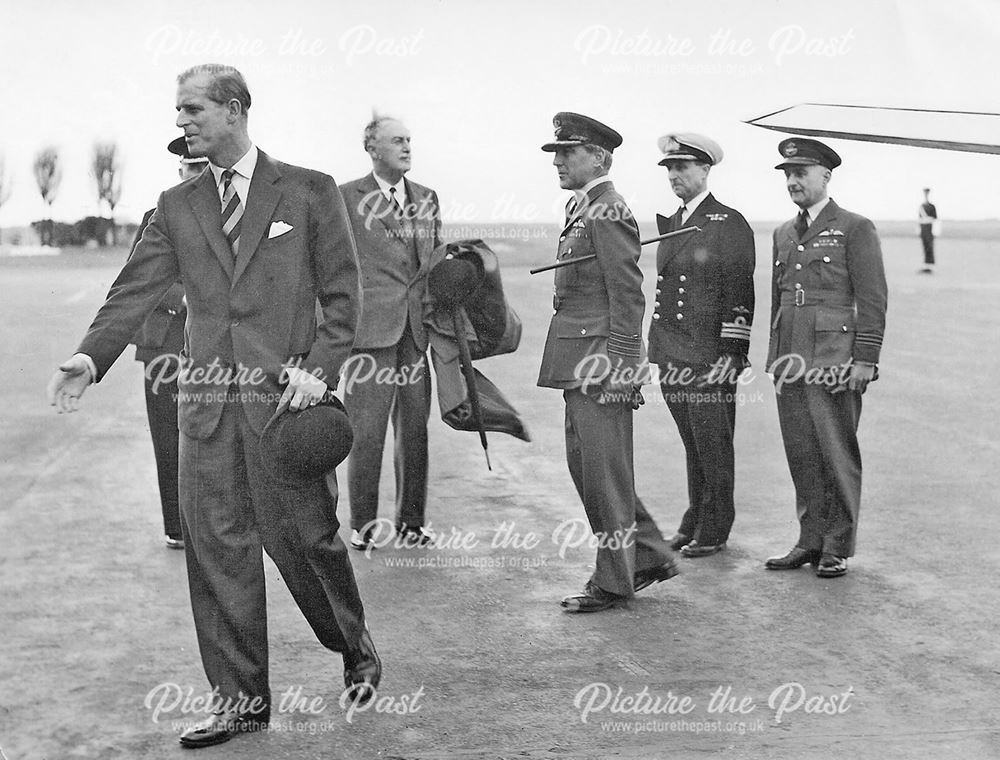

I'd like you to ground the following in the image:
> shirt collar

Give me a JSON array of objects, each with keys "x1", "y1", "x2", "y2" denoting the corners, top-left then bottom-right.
[
  {"x1": 803, "y1": 195, "x2": 830, "y2": 223},
  {"x1": 574, "y1": 175, "x2": 611, "y2": 203},
  {"x1": 681, "y1": 189, "x2": 710, "y2": 217},
  {"x1": 373, "y1": 171, "x2": 406, "y2": 202},
  {"x1": 209, "y1": 143, "x2": 258, "y2": 186}
]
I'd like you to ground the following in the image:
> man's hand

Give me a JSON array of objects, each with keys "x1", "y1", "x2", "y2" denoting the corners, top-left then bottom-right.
[
  {"x1": 597, "y1": 379, "x2": 645, "y2": 409},
  {"x1": 47, "y1": 355, "x2": 94, "y2": 413},
  {"x1": 278, "y1": 367, "x2": 329, "y2": 413},
  {"x1": 832, "y1": 362, "x2": 876, "y2": 394}
]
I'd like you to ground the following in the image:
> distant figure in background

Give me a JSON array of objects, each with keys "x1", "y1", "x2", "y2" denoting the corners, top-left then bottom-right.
[
  {"x1": 131, "y1": 136, "x2": 207, "y2": 550},
  {"x1": 918, "y1": 187, "x2": 937, "y2": 274},
  {"x1": 339, "y1": 115, "x2": 441, "y2": 551}
]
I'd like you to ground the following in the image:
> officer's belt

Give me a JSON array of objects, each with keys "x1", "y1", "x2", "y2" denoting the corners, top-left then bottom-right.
[
  {"x1": 780, "y1": 288, "x2": 853, "y2": 308},
  {"x1": 553, "y1": 293, "x2": 608, "y2": 311}
]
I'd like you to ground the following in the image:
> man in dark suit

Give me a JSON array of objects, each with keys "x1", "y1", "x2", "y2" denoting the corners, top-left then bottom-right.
[
  {"x1": 339, "y1": 116, "x2": 441, "y2": 550},
  {"x1": 132, "y1": 136, "x2": 207, "y2": 550},
  {"x1": 538, "y1": 112, "x2": 677, "y2": 613},
  {"x1": 764, "y1": 137, "x2": 887, "y2": 579},
  {"x1": 47, "y1": 64, "x2": 379, "y2": 748},
  {"x1": 647, "y1": 133, "x2": 755, "y2": 558}
]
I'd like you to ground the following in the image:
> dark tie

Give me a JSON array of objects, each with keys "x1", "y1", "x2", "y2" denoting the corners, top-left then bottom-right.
[
  {"x1": 220, "y1": 169, "x2": 243, "y2": 258},
  {"x1": 794, "y1": 209, "x2": 809, "y2": 239}
]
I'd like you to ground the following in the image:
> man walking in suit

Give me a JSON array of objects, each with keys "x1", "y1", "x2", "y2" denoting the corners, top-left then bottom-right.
[
  {"x1": 47, "y1": 64, "x2": 379, "y2": 748},
  {"x1": 132, "y1": 136, "x2": 207, "y2": 550},
  {"x1": 340, "y1": 116, "x2": 441, "y2": 550},
  {"x1": 647, "y1": 133, "x2": 755, "y2": 558},
  {"x1": 764, "y1": 137, "x2": 887, "y2": 579},
  {"x1": 538, "y1": 112, "x2": 677, "y2": 613}
]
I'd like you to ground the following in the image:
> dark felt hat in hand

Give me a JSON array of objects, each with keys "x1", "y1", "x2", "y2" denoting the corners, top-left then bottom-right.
[{"x1": 260, "y1": 393, "x2": 353, "y2": 482}]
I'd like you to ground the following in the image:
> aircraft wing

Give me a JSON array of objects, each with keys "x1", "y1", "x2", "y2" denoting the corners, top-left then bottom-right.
[{"x1": 745, "y1": 103, "x2": 1000, "y2": 155}]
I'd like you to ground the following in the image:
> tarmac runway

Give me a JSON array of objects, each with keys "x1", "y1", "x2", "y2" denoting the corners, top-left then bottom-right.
[{"x1": 1, "y1": 224, "x2": 998, "y2": 759}]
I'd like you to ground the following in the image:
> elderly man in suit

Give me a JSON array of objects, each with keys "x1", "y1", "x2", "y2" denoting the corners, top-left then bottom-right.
[
  {"x1": 538, "y1": 112, "x2": 677, "y2": 613},
  {"x1": 339, "y1": 116, "x2": 441, "y2": 550},
  {"x1": 647, "y1": 133, "x2": 755, "y2": 558},
  {"x1": 47, "y1": 64, "x2": 379, "y2": 748},
  {"x1": 764, "y1": 137, "x2": 887, "y2": 579},
  {"x1": 131, "y1": 136, "x2": 207, "y2": 550}
]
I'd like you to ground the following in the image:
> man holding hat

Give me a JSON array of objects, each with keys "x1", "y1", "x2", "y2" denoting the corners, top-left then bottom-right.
[
  {"x1": 538, "y1": 112, "x2": 676, "y2": 613},
  {"x1": 648, "y1": 133, "x2": 755, "y2": 558},
  {"x1": 129, "y1": 136, "x2": 207, "y2": 550},
  {"x1": 765, "y1": 137, "x2": 887, "y2": 578},
  {"x1": 47, "y1": 64, "x2": 378, "y2": 748}
]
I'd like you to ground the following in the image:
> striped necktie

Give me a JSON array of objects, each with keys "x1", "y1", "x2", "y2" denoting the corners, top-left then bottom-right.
[{"x1": 220, "y1": 169, "x2": 243, "y2": 258}]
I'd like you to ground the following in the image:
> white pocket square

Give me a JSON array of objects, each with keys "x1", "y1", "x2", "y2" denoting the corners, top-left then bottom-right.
[{"x1": 268, "y1": 221, "x2": 293, "y2": 239}]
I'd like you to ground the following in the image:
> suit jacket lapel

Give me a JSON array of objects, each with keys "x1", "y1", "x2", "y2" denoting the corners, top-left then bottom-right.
[
  {"x1": 187, "y1": 171, "x2": 235, "y2": 280},
  {"x1": 232, "y1": 151, "x2": 281, "y2": 284}
]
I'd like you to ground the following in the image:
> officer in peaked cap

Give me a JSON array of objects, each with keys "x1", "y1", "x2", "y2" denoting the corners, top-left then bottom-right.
[
  {"x1": 541, "y1": 111, "x2": 624, "y2": 152},
  {"x1": 131, "y1": 137, "x2": 208, "y2": 550},
  {"x1": 647, "y1": 132, "x2": 755, "y2": 560},
  {"x1": 765, "y1": 136, "x2": 887, "y2": 579},
  {"x1": 774, "y1": 137, "x2": 842, "y2": 170},
  {"x1": 538, "y1": 112, "x2": 677, "y2": 613}
]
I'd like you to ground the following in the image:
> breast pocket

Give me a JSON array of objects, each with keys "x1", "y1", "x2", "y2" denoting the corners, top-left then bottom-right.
[{"x1": 807, "y1": 239, "x2": 848, "y2": 289}]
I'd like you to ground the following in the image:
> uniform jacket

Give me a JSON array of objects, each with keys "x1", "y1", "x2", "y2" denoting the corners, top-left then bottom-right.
[
  {"x1": 647, "y1": 193, "x2": 755, "y2": 366},
  {"x1": 78, "y1": 150, "x2": 362, "y2": 439},
  {"x1": 766, "y1": 198, "x2": 887, "y2": 372},
  {"x1": 339, "y1": 173, "x2": 441, "y2": 351},
  {"x1": 129, "y1": 208, "x2": 186, "y2": 363},
  {"x1": 537, "y1": 180, "x2": 645, "y2": 389}
]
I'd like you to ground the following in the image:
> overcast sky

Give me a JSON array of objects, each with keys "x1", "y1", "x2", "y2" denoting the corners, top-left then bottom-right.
[{"x1": 1, "y1": 0, "x2": 997, "y2": 226}]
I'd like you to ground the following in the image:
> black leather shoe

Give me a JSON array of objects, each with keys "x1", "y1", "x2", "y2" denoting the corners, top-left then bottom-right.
[
  {"x1": 396, "y1": 524, "x2": 434, "y2": 548},
  {"x1": 815, "y1": 554, "x2": 848, "y2": 577},
  {"x1": 765, "y1": 547, "x2": 821, "y2": 570},
  {"x1": 680, "y1": 540, "x2": 726, "y2": 558},
  {"x1": 178, "y1": 708, "x2": 269, "y2": 748},
  {"x1": 164, "y1": 535, "x2": 185, "y2": 550},
  {"x1": 560, "y1": 581, "x2": 626, "y2": 612},
  {"x1": 667, "y1": 533, "x2": 692, "y2": 551},
  {"x1": 343, "y1": 626, "x2": 381, "y2": 705},
  {"x1": 350, "y1": 528, "x2": 376, "y2": 551},
  {"x1": 634, "y1": 560, "x2": 680, "y2": 592}
]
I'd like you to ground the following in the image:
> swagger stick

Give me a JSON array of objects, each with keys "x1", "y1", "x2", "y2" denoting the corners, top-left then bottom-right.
[{"x1": 529, "y1": 226, "x2": 701, "y2": 274}]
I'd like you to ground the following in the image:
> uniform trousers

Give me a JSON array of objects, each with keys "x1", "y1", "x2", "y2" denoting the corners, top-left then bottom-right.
[
  {"x1": 178, "y1": 390, "x2": 366, "y2": 705},
  {"x1": 563, "y1": 388, "x2": 673, "y2": 597},
  {"x1": 661, "y1": 378, "x2": 737, "y2": 546},
  {"x1": 775, "y1": 381, "x2": 863, "y2": 557},
  {"x1": 142, "y1": 354, "x2": 181, "y2": 540}
]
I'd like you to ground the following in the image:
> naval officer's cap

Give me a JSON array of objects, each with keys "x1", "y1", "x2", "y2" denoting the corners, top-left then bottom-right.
[
  {"x1": 168, "y1": 136, "x2": 209, "y2": 165},
  {"x1": 774, "y1": 137, "x2": 841, "y2": 170},
  {"x1": 657, "y1": 133, "x2": 723, "y2": 166},
  {"x1": 541, "y1": 112, "x2": 623, "y2": 152}
]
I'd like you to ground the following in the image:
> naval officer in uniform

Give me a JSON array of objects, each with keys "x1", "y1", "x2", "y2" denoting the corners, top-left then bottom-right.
[
  {"x1": 538, "y1": 112, "x2": 677, "y2": 612},
  {"x1": 647, "y1": 133, "x2": 755, "y2": 558},
  {"x1": 765, "y1": 137, "x2": 887, "y2": 578}
]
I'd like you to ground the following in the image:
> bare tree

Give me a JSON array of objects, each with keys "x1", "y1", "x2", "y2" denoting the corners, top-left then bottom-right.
[
  {"x1": 33, "y1": 146, "x2": 61, "y2": 246},
  {"x1": 0, "y1": 153, "x2": 12, "y2": 245},
  {"x1": 92, "y1": 141, "x2": 123, "y2": 245}
]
